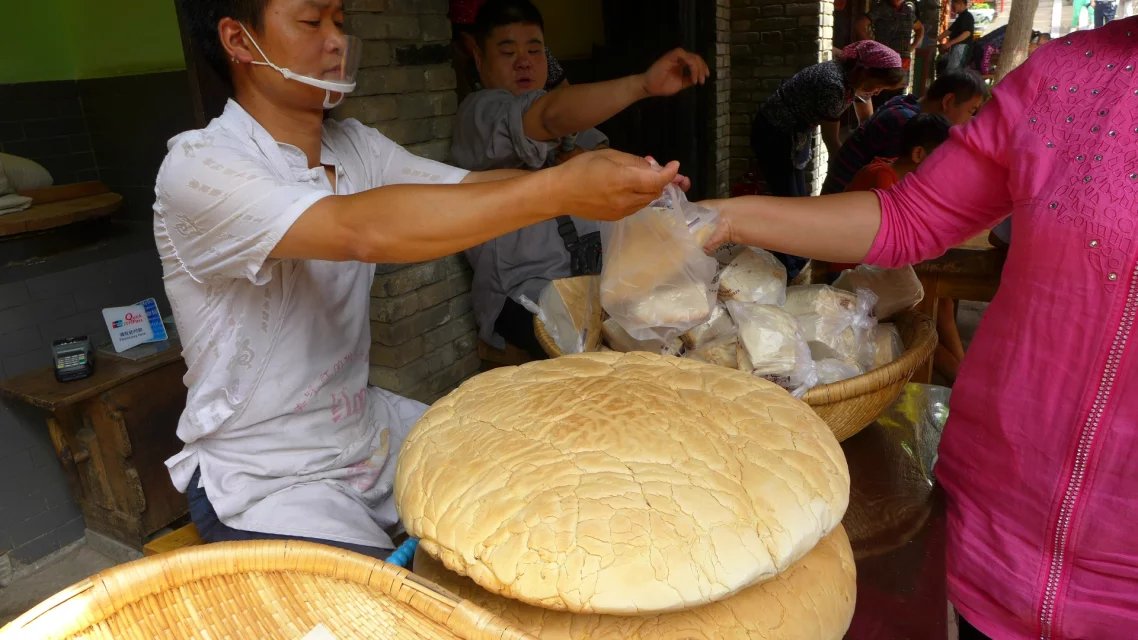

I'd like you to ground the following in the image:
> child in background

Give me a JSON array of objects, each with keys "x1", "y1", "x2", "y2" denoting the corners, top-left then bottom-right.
[
  {"x1": 846, "y1": 112, "x2": 951, "y2": 190},
  {"x1": 846, "y1": 114, "x2": 967, "y2": 383}
]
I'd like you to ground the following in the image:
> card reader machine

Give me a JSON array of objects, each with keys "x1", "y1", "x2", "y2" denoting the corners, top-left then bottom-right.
[{"x1": 51, "y1": 336, "x2": 94, "y2": 382}]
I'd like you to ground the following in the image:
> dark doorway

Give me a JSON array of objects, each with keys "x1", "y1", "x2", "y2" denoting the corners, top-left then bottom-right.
[{"x1": 560, "y1": 0, "x2": 718, "y2": 200}]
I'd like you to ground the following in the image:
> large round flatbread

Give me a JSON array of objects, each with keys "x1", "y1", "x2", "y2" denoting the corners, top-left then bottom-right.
[
  {"x1": 414, "y1": 526, "x2": 857, "y2": 639},
  {"x1": 395, "y1": 351, "x2": 849, "y2": 614}
]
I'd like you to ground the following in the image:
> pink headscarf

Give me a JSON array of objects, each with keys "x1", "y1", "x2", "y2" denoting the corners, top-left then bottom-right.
[{"x1": 838, "y1": 40, "x2": 903, "y2": 69}]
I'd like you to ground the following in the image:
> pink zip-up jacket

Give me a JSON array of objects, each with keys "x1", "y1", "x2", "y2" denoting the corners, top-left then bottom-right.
[{"x1": 867, "y1": 19, "x2": 1138, "y2": 639}]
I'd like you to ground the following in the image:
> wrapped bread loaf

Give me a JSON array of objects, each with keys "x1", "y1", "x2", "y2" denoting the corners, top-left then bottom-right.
[
  {"x1": 833, "y1": 265, "x2": 923, "y2": 320},
  {"x1": 680, "y1": 303, "x2": 735, "y2": 350},
  {"x1": 600, "y1": 204, "x2": 718, "y2": 342},
  {"x1": 727, "y1": 302, "x2": 813, "y2": 391},
  {"x1": 683, "y1": 335, "x2": 739, "y2": 369},
  {"x1": 602, "y1": 317, "x2": 682, "y2": 355},
  {"x1": 395, "y1": 352, "x2": 849, "y2": 615},
  {"x1": 798, "y1": 313, "x2": 861, "y2": 363},
  {"x1": 783, "y1": 285, "x2": 860, "y2": 318},
  {"x1": 413, "y1": 525, "x2": 857, "y2": 640},
  {"x1": 864, "y1": 322, "x2": 904, "y2": 370},
  {"x1": 717, "y1": 247, "x2": 787, "y2": 306}
]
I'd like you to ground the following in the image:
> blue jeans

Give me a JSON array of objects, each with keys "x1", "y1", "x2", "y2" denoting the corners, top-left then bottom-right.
[{"x1": 186, "y1": 468, "x2": 391, "y2": 560}]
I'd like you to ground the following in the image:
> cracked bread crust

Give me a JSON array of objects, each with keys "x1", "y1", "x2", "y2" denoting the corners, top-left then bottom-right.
[{"x1": 395, "y1": 351, "x2": 849, "y2": 615}]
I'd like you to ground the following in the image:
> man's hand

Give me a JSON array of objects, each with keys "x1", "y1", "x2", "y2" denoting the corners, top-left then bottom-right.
[
  {"x1": 645, "y1": 155, "x2": 692, "y2": 192},
  {"x1": 641, "y1": 48, "x2": 710, "y2": 98},
  {"x1": 939, "y1": 43, "x2": 952, "y2": 53},
  {"x1": 553, "y1": 149, "x2": 680, "y2": 221}
]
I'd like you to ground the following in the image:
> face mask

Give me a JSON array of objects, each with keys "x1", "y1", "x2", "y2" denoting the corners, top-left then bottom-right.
[{"x1": 240, "y1": 24, "x2": 361, "y2": 108}]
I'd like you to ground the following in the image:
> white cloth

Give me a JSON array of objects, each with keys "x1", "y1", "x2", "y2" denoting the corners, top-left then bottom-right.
[{"x1": 154, "y1": 99, "x2": 468, "y2": 549}]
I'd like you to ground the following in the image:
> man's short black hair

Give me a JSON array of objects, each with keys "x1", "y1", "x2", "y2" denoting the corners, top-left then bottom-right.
[
  {"x1": 472, "y1": 0, "x2": 544, "y2": 48},
  {"x1": 926, "y1": 69, "x2": 991, "y2": 103},
  {"x1": 901, "y1": 113, "x2": 952, "y2": 157},
  {"x1": 180, "y1": 0, "x2": 270, "y2": 86}
]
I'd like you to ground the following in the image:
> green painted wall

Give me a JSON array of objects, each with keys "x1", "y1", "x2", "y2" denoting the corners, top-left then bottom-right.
[{"x1": 0, "y1": 0, "x2": 185, "y2": 84}]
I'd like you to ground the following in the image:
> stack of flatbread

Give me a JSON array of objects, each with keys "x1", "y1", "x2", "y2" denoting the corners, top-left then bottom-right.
[{"x1": 396, "y1": 352, "x2": 856, "y2": 639}]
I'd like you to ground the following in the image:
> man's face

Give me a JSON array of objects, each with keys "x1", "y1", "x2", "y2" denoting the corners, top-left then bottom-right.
[
  {"x1": 474, "y1": 23, "x2": 548, "y2": 95},
  {"x1": 243, "y1": 0, "x2": 350, "y2": 106},
  {"x1": 942, "y1": 93, "x2": 984, "y2": 125},
  {"x1": 952, "y1": 1, "x2": 968, "y2": 14}
]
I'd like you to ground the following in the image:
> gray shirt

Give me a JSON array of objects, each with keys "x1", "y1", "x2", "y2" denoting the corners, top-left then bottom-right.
[{"x1": 450, "y1": 88, "x2": 608, "y2": 348}]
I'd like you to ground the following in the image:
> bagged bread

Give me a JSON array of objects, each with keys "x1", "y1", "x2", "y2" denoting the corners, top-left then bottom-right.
[
  {"x1": 600, "y1": 184, "x2": 718, "y2": 342},
  {"x1": 726, "y1": 302, "x2": 815, "y2": 395},
  {"x1": 603, "y1": 317, "x2": 682, "y2": 356},
  {"x1": 680, "y1": 303, "x2": 735, "y2": 350},
  {"x1": 785, "y1": 285, "x2": 878, "y2": 365},
  {"x1": 683, "y1": 335, "x2": 739, "y2": 369},
  {"x1": 862, "y1": 322, "x2": 904, "y2": 370},
  {"x1": 717, "y1": 247, "x2": 787, "y2": 305},
  {"x1": 814, "y1": 359, "x2": 864, "y2": 385},
  {"x1": 833, "y1": 265, "x2": 923, "y2": 320},
  {"x1": 798, "y1": 313, "x2": 861, "y2": 363}
]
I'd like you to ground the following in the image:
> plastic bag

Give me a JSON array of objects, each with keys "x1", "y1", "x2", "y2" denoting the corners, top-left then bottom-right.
[
  {"x1": 814, "y1": 358, "x2": 864, "y2": 385},
  {"x1": 602, "y1": 317, "x2": 683, "y2": 356},
  {"x1": 785, "y1": 285, "x2": 878, "y2": 364},
  {"x1": 684, "y1": 335, "x2": 739, "y2": 369},
  {"x1": 717, "y1": 247, "x2": 787, "y2": 306},
  {"x1": 519, "y1": 277, "x2": 599, "y2": 355},
  {"x1": 832, "y1": 265, "x2": 924, "y2": 321},
  {"x1": 518, "y1": 284, "x2": 582, "y2": 355},
  {"x1": 726, "y1": 301, "x2": 816, "y2": 396},
  {"x1": 680, "y1": 302, "x2": 736, "y2": 350},
  {"x1": 600, "y1": 183, "x2": 719, "y2": 343},
  {"x1": 861, "y1": 322, "x2": 904, "y2": 371}
]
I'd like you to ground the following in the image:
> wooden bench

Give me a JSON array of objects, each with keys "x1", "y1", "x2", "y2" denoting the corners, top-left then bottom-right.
[
  {"x1": 0, "y1": 181, "x2": 122, "y2": 237},
  {"x1": 143, "y1": 523, "x2": 203, "y2": 556}
]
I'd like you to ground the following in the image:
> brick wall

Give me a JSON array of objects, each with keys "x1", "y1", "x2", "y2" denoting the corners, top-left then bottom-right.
[
  {"x1": 729, "y1": 0, "x2": 834, "y2": 195},
  {"x1": 714, "y1": 0, "x2": 732, "y2": 197},
  {"x1": 335, "y1": 0, "x2": 479, "y2": 403}
]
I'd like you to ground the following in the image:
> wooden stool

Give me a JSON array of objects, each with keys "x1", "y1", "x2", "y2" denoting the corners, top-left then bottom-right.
[{"x1": 143, "y1": 523, "x2": 203, "y2": 556}]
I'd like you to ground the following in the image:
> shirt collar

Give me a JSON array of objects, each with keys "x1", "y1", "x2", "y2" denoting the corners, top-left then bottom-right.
[{"x1": 217, "y1": 99, "x2": 339, "y2": 177}]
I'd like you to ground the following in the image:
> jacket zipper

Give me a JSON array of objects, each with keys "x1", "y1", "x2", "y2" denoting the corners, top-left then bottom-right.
[{"x1": 1039, "y1": 261, "x2": 1138, "y2": 639}]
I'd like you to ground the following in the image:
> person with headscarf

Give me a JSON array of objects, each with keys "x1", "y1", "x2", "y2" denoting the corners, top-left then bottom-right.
[{"x1": 749, "y1": 40, "x2": 905, "y2": 277}]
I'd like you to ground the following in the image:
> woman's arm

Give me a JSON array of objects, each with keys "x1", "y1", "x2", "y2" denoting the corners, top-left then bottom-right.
[
  {"x1": 820, "y1": 120, "x2": 842, "y2": 156},
  {"x1": 703, "y1": 192, "x2": 882, "y2": 263}
]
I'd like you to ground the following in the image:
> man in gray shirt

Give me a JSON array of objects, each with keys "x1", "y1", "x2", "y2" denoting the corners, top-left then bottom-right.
[{"x1": 450, "y1": 0, "x2": 708, "y2": 357}]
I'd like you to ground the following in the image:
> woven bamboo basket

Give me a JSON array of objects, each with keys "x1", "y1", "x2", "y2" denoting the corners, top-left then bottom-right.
[
  {"x1": 0, "y1": 540, "x2": 535, "y2": 640},
  {"x1": 534, "y1": 278, "x2": 937, "y2": 442}
]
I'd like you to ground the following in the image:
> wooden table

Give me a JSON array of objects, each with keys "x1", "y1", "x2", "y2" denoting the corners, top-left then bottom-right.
[
  {"x1": 912, "y1": 232, "x2": 1007, "y2": 383},
  {"x1": 0, "y1": 345, "x2": 189, "y2": 549},
  {"x1": 844, "y1": 414, "x2": 948, "y2": 639}
]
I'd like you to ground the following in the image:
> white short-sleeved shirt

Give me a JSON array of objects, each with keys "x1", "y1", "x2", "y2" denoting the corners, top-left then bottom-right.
[{"x1": 154, "y1": 99, "x2": 468, "y2": 549}]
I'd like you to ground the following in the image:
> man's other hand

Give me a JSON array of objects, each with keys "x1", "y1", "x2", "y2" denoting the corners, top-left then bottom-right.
[{"x1": 642, "y1": 48, "x2": 710, "y2": 97}]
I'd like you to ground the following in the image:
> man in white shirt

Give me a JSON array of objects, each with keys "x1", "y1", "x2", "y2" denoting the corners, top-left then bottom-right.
[{"x1": 159, "y1": 0, "x2": 682, "y2": 558}]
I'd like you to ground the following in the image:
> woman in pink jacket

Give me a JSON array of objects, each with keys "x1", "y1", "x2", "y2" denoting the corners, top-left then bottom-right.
[{"x1": 707, "y1": 19, "x2": 1138, "y2": 640}]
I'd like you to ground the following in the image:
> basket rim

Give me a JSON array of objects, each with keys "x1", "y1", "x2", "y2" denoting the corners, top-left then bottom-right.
[
  {"x1": 536, "y1": 308, "x2": 938, "y2": 406},
  {"x1": 3, "y1": 540, "x2": 536, "y2": 640}
]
